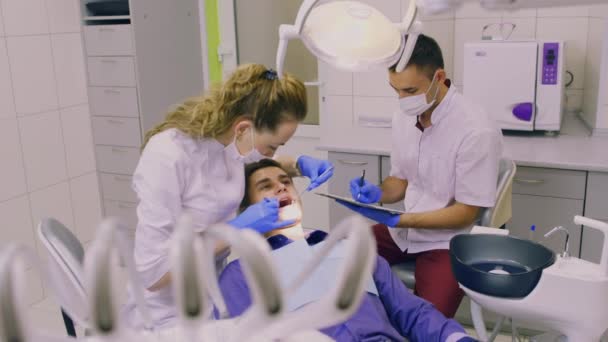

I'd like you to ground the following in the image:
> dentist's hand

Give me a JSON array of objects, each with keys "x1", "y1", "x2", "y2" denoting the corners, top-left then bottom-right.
[
  {"x1": 297, "y1": 156, "x2": 334, "y2": 191},
  {"x1": 335, "y1": 200, "x2": 401, "y2": 227},
  {"x1": 349, "y1": 178, "x2": 382, "y2": 204},
  {"x1": 228, "y1": 198, "x2": 296, "y2": 234}
]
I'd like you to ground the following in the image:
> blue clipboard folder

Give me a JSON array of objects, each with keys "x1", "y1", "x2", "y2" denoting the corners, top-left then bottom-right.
[{"x1": 315, "y1": 192, "x2": 406, "y2": 215}]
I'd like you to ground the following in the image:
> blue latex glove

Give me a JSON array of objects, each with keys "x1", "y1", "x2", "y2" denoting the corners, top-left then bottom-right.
[
  {"x1": 335, "y1": 199, "x2": 401, "y2": 227},
  {"x1": 228, "y1": 198, "x2": 296, "y2": 234},
  {"x1": 297, "y1": 156, "x2": 334, "y2": 191},
  {"x1": 349, "y1": 178, "x2": 382, "y2": 204}
]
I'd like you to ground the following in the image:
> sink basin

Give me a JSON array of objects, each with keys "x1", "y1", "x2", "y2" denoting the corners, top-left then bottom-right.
[{"x1": 450, "y1": 234, "x2": 556, "y2": 298}]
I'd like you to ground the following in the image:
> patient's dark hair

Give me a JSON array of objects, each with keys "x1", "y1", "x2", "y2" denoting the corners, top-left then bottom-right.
[
  {"x1": 389, "y1": 34, "x2": 444, "y2": 80},
  {"x1": 239, "y1": 158, "x2": 289, "y2": 212}
]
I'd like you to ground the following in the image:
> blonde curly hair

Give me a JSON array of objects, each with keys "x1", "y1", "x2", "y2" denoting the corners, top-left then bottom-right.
[{"x1": 142, "y1": 63, "x2": 307, "y2": 149}]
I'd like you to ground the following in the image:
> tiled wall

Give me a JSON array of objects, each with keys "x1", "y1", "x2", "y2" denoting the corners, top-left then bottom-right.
[
  {"x1": 0, "y1": 0, "x2": 102, "y2": 304},
  {"x1": 583, "y1": 4, "x2": 608, "y2": 131},
  {"x1": 321, "y1": 2, "x2": 607, "y2": 149}
]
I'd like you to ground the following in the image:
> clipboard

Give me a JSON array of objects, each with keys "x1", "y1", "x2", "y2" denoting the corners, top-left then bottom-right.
[{"x1": 315, "y1": 192, "x2": 406, "y2": 215}]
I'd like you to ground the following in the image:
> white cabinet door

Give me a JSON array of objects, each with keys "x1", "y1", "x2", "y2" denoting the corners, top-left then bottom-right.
[
  {"x1": 328, "y1": 152, "x2": 380, "y2": 227},
  {"x1": 84, "y1": 25, "x2": 134, "y2": 56},
  {"x1": 507, "y1": 194, "x2": 583, "y2": 257},
  {"x1": 87, "y1": 57, "x2": 137, "y2": 87},
  {"x1": 89, "y1": 87, "x2": 139, "y2": 117},
  {"x1": 92, "y1": 116, "x2": 141, "y2": 147}
]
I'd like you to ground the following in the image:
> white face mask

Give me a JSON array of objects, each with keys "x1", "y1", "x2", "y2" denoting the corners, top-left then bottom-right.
[
  {"x1": 399, "y1": 73, "x2": 440, "y2": 117},
  {"x1": 225, "y1": 127, "x2": 265, "y2": 164}
]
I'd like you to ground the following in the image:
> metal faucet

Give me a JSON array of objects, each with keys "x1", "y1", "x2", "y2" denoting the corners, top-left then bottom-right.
[{"x1": 544, "y1": 226, "x2": 570, "y2": 258}]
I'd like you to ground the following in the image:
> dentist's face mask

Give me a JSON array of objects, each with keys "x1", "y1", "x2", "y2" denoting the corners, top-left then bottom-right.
[
  {"x1": 399, "y1": 73, "x2": 440, "y2": 117},
  {"x1": 226, "y1": 126, "x2": 265, "y2": 164}
]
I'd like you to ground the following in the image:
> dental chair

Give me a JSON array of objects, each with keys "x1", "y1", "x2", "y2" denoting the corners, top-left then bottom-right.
[
  {"x1": 389, "y1": 158, "x2": 517, "y2": 289},
  {"x1": 37, "y1": 218, "x2": 90, "y2": 336}
]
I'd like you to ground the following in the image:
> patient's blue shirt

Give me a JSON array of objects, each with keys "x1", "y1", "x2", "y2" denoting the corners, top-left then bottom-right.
[{"x1": 217, "y1": 231, "x2": 473, "y2": 342}]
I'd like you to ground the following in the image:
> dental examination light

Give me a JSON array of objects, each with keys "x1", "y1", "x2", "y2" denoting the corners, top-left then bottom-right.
[
  {"x1": 252, "y1": 215, "x2": 377, "y2": 341},
  {"x1": 276, "y1": 0, "x2": 422, "y2": 76}
]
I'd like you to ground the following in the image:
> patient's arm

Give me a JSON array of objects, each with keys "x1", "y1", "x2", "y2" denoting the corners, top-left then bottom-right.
[
  {"x1": 216, "y1": 261, "x2": 252, "y2": 317},
  {"x1": 374, "y1": 256, "x2": 470, "y2": 341}
]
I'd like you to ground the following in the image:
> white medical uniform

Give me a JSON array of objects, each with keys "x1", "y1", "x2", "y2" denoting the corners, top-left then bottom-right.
[
  {"x1": 389, "y1": 85, "x2": 503, "y2": 253},
  {"x1": 122, "y1": 128, "x2": 246, "y2": 329}
]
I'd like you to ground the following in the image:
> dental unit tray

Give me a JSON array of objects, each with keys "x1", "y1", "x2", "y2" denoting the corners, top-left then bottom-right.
[{"x1": 315, "y1": 193, "x2": 406, "y2": 215}]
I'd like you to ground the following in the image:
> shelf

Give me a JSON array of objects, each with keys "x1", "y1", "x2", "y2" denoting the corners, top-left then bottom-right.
[{"x1": 83, "y1": 15, "x2": 131, "y2": 21}]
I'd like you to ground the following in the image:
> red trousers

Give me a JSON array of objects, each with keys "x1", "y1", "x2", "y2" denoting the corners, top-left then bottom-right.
[{"x1": 373, "y1": 224, "x2": 464, "y2": 318}]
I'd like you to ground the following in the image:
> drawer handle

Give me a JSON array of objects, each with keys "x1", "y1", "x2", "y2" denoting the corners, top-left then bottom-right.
[
  {"x1": 98, "y1": 27, "x2": 116, "y2": 32},
  {"x1": 514, "y1": 178, "x2": 545, "y2": 185},
  {"x1": 114, "y1": 176, "x2": 131, "y2": 182},
  {"x1": 338, "y1": 160, "x2": 368, "y2": 166},
  {"x1": 111, "y1": 147, "x2": 129, "y2": 154},
  {"x1": 100, "y1": 59, "x2": 118, "y2": 64},
  {"x1": 118, "y1": 203, "x2": 135, "y2": 209},
  {"x1": 104, "y1": 89, "x2": 121, "y2": 95},
  {"x1": 107, "y1": 119, "x2": 125, "y2": 125}
]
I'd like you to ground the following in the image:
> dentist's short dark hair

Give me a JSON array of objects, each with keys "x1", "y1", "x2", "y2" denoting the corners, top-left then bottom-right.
[
  {"x1": 389, "y1": 34, "x2": 444, "y2": 80},
  {"x1": 239, "y1": 159, "x2": 291, "y2": 212}
]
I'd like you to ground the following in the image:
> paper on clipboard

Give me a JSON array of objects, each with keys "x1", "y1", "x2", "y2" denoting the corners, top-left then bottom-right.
[{"x1": 315, "y1": 192, "x2": 406, "y2": 215}]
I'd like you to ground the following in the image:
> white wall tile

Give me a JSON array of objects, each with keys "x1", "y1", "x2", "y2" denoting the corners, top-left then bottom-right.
[
  {"x1": 421, "y1": 20, "x2": 455, "y2": 76},
  {"x1": 0, "y1": 38, "x2": 15, "y2": 119},
  {"x1": 455, "y1": 2, "x2": 501, "y2": 19},
  {"x1": 0, "y1": 119, "x2": 26, "y2": 201},
  {"x1": 506, "y1": 18, "x2": 536, "y2": 40},
  {"x1": 353, "y1": 70, "x2": 394, "y2": 97},
  {"x1": 538, "y1": 6, "x2": 589, "y2": 18},
  {"x1": 0, "y1": 196, "x2": 35, "y2": 260},
  {"x1": 319, "y1": 61, "x2": 352, "y2": 96},
  {"x1": 565, "y1": 89, "x2": 583, "y2": 113},
  {"x1": 6, "y1": 36, "x2": 58, "y2": 115},
  {"x1": 0, "y1": 4, "x2": 4, "y2": 36},
  {"x1": 357, "y1": 0, "x2": 401, "y2": 22},
  {"x1": 70, "y1": 173, "x2": 102, "y2": 243},
  {"x1": 52, "y1": 33, "x2": 87, "y2": 107},
  {"x1": 402, "y1": 0, "x2": 454, "y2": 20},
  {"x1": 582, "y1": 18, "x2": 604, "y2": 128},
  {"x1": 588, "y1": 4, "x2": 608, "y2": 19},
  {"x1": 453, "y1": 18, "x2": 489, "y2": 85},
  {"x1": 46, "y1": 0, "x2": 81, "y2": 34},
  {"x1": 537, "y1": 17, "x2": 589, "y2": 90},
  {"x1": 61, "y1": 105, "x2": 95, "y2": 178},
  {"x1": 501, "y1": 8, "x2": 537, "y2": 18},
  {"x1": 19, "y1": 111, "x2": 67, "y2": 191},
  {"x1": 1, "y1": 0, "x2": 49, "y2": 36},
  {"x1": 25, "y1": 268, "x2": 44, "y2": 305},
  {"x1": 29, "y1": 182, "x2": 74, "y2": 232}
]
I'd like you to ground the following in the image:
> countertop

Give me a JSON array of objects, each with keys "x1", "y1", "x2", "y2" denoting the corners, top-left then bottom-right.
[{"x1": 319, "y1": 114, "x2": 608, "y2": 173}]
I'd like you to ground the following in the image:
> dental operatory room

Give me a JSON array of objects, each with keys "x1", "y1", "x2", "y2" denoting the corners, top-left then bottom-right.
[{"x1": 5, "y1": 0, "x2": 608, "y2": 341}]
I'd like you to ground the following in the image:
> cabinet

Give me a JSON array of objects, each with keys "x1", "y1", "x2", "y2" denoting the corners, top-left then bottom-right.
[
  {"x1": 328, "y1": 152, "x2": 380, "y2": 227},
  {"x1": 506, "y1": 167, "x2": 586, "y2": 257},
  {"x1": 582, "y1": 172, "x2": 608, "y2": 263},
  {"x1": 81, "y1": 0, "x2": 204, "y2": 230}
]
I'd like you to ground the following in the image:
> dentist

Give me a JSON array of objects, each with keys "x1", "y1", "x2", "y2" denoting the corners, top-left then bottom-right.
[
  {"x1": 339, "y1": 35, "x2": 503, "y2": 318},
  {"x1": 123, "y1": 63, "x2": 333, "y2": 329}
]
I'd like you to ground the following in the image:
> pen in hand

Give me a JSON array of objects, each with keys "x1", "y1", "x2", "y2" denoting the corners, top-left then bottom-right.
[{"x1": 356, "y1": 170, "x2": 366, "y2": 200}]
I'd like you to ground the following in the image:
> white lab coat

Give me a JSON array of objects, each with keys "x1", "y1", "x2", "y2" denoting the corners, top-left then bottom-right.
[
  {"x1": 389, "y1": 85, "x2": 504, "y2": 253},
  {"x1": 122, "y1": 128, "x2": 245, "y2": 329}
]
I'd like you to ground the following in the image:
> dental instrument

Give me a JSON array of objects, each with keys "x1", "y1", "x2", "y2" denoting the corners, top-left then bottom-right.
[{"x1": 356, "y1": 169, "x2": 366, "y2": 201}]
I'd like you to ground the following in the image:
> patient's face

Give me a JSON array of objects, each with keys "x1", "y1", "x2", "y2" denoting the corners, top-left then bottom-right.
[{"x1": 248, "y1": 166, "x2": 302, "y2": 226}]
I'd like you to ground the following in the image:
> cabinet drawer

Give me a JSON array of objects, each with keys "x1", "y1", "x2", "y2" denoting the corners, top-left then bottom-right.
[
  {"x1": 100, "y1": 173, "x2": 137, "y2": 203},
  {"x1": 585, "y1": 172, "x2": 608, "y2": 218},
  {"x1": 512, "y1": 167, "x2": 586, "y2": 199},
  {"x1": 328, "y1": 152, "x2": 380, "y2": 227},
  {"x1": 92, "y1": 116, "x2": 141, "y2": 147},
  {"x1": 95, "y1": 145, "x2": 139, "y2": 175},
  {"x1": 104, "y1": 199, "x2": 138, "y2": 231},
  {"x1": 84, "y1": 25, "x2": 134, "y2": 56},
  {"x1": 87, "y1": 57, "x2": 137, "y2": 87},
  {"x1": 89, "y1": 87, "x2": 139, "y2": 117}
]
